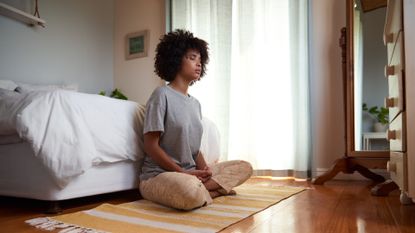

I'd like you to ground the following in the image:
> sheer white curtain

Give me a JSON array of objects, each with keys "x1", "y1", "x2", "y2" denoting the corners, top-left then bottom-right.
[{"x1": 172, "y1": 0, "x2": 310, "y2": 178}]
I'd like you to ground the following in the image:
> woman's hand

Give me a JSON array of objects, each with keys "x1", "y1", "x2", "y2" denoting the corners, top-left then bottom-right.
[{"x1": 185, "y1": 169, "x2": 212, "y2": 182}]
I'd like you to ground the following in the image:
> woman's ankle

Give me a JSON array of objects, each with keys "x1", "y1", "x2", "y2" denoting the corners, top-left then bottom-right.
[
  {"x1": 209, "y1": 189, "x2": 237, "y2": 198},
  {"x1": 209, "y1": 191, "x2": 221, "y2": 198}
]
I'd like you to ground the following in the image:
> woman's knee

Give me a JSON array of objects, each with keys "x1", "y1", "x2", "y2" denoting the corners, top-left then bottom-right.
[
  {"x1": 164, "y1": 174, "x2": 211, "y2": 210},
  {"x1": 139, "y1": 172, "x2": 211, "y2": 210},
  {"x1": 223, "y1": 160, "x2": 253, "y2": 178},
  {"x1": 240, "y1": 160, "x2": 253, "y2": 178}
]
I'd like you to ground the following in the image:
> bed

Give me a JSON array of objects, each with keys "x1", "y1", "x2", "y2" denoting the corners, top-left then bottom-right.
[
  {"x1": 0, "y1": 141, "x2": 139, "y2": 208},
  {"x1": 0, "y1": 81, "x2": 221, "y2": 213}
]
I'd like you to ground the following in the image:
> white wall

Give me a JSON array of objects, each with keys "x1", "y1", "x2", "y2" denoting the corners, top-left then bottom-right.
[
  {"x1": 114, "y1": 0, "x2": 165, "y2": 105},
  {"x1": 0, "y1": 0, "x2": 114, "y2": 94},
  {"x1": 309, "y1": 0, "x2": 346, "y2": 170}
]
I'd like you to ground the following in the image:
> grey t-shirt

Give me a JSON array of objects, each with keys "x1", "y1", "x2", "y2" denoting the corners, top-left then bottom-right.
[{"x1": 139, "y1": 85, "x2": 203, "y2": 180}]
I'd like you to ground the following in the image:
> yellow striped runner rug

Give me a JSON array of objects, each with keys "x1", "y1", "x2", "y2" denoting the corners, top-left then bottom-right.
[{"x1": 26, "y1": 184, "x2": 305, "y2": 233}]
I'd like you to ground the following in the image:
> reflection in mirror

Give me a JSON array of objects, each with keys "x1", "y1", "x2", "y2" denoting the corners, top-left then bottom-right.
[{"x1": 353, "y1": 0, "x2": 389, "y2": 151}]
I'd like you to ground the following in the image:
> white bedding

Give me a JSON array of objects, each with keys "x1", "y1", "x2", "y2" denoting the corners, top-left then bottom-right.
[{"x1": 0, "y1": 90, "x2": 145, "y2": 188}]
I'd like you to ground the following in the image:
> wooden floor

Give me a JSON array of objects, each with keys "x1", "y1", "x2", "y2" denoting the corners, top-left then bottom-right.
[{"x1": 1, "y1": 177, "x2": 415, "y2": 233}]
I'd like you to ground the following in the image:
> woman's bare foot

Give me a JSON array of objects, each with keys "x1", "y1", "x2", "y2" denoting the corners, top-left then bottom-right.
[
  {"x1": 210, "y1": 189, "x2": 237, "y2": 198},
  {"x1": 217, "y1": 188, "x2": 237, "y2": 196},
  {"x1": 228, "y1": 190, "x2": 237, "y2": 195},
  {"x1": 209, "y1": 191, "x2": 221, "y2": 198}
]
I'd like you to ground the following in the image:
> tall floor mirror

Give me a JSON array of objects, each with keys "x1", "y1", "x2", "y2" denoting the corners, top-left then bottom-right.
[{"x1": 313, "y1": 0, "x2": 391, "y2": 187}]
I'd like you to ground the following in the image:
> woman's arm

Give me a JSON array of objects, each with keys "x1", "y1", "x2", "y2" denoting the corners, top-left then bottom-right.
[
  {"x1": 195, "y1": 151, "x2": 209, "y2": 170},
  {"x1": 195, "y1": 151, "x2": 212, "y2": 182},
  {"x1": 144, "y1": 132, "x2": 211, "y2": 178},
  {"x1": 144, "y1": 131, "x2": 183, "y2": 172}
]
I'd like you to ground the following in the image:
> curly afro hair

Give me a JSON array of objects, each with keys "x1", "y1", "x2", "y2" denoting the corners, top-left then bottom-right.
[{"x1": 154, "y1": 29, "x2": 209, "y2": 83}]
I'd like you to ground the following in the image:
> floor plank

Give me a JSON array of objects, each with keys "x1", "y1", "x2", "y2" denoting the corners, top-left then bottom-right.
[{"x1": 1, "y1": 178, "x2": 415, "y2": 233}]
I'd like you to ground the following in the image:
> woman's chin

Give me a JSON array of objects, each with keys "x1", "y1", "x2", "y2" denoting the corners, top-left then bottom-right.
[{"x1": 191, "y1": 76, "x2": 201, "y2": 82}]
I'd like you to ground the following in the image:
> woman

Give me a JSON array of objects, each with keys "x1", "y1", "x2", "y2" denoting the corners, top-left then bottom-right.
[{"x1": 139, "y1": 29, "x2": 252, "y2": 210}]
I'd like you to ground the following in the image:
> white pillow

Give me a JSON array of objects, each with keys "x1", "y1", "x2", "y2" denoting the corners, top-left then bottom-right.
[
  {"x1": 15, "y1": 82, "x2": 78, "y2": 93},
  {"x1": 0, "y1": 80, "x2": 18, "y2": 91},
  {"x1": 0, "y1": 87, "x2": 19, "y2": 98},
  {"x1": 0, "y1": 88, "x2": 22, "y2": 135},
  {"x1": 200, "y1": 117, "x2": 221, "y2": 165}
]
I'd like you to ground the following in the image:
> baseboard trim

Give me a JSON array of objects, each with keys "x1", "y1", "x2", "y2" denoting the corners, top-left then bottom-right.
[{"x1": 314, "y1": 168, "x2": 390, "y2": 181}]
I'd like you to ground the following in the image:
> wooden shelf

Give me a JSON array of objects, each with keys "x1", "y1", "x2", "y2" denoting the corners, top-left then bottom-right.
[{"x1": 0, "y1": 2, "x2": 45, "y2": 27}]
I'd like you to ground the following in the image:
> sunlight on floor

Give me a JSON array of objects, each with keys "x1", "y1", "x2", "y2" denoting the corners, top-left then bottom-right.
[{"x1": 253, "y1": 176, "x2": 308, "y2": 182}]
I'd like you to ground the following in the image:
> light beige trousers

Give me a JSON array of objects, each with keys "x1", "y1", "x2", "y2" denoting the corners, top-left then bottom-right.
[{"x1": 139, "y1": 160, "x2": 253, "y2": 210}]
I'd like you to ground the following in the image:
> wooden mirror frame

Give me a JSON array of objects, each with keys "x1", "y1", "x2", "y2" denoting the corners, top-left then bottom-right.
[{"x1": 313, "y1": 0, "x2": 391, "y2": 186}]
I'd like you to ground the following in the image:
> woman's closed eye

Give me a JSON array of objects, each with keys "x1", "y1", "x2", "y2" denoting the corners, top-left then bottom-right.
[{"x1": 187, "y1": 54, "x2": 198, "y2": 60}]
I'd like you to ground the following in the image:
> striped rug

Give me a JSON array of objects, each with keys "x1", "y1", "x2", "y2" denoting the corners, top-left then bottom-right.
[{"x1": 26, "y1": 184, "x2": 305, "y2": 233}]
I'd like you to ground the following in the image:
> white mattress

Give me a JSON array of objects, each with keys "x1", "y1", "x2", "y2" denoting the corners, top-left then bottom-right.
[{"x1": 0, "y1": 142, "x2": 140, "y2": 201}]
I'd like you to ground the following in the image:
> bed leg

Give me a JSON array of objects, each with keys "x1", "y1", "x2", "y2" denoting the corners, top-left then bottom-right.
[{"x1": 45, "y1": 201, "x2": 62, "y2": 214}]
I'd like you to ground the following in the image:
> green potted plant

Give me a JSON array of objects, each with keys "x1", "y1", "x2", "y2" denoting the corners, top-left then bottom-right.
[
  {"x1": 99, "y1": 88, "x2": 128, "y2": 100},
  {"x1": 362, "y1": 103, "x2": 389, "y2": 132}
]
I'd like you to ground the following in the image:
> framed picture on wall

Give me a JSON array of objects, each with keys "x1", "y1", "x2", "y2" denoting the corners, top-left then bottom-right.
[{"x1": 125, "y1": 30, "x2": 149, "y2": 60}]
